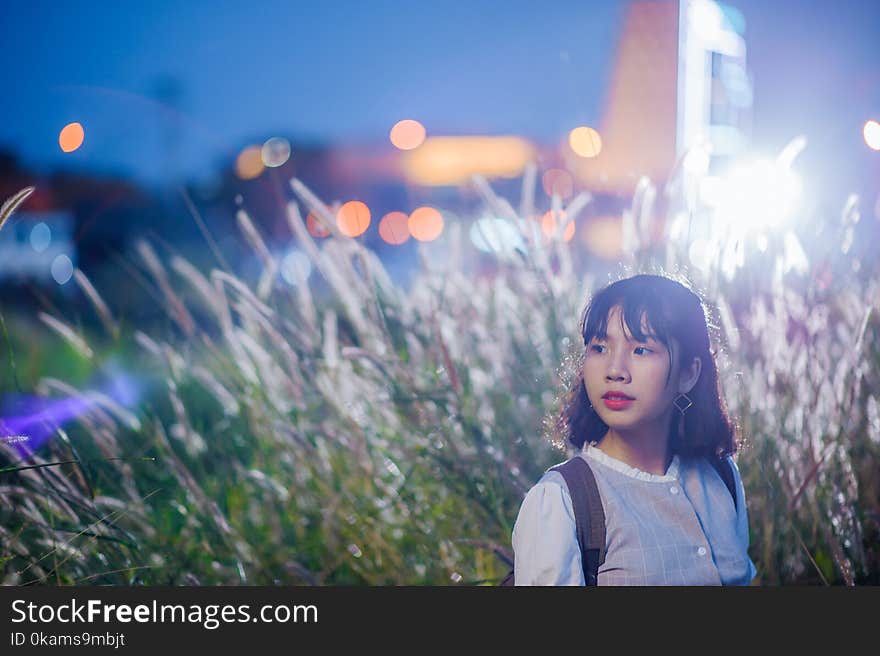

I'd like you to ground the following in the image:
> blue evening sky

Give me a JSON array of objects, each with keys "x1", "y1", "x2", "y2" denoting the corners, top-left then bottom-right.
[{"x1": 1, "y1": 0, "x2": 878, "y2": 203}]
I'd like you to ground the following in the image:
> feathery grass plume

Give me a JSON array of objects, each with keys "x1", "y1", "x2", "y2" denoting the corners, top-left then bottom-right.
[
  {"x1": 211, "y1": 270, "x2": 275, "y2": 319},
  {"x1": 73, "y1": 268, "x2": 119, "y2": 339},
  {"x1": 159, "y1": 341, "x2": 187, "y2": 381},
  {"x1": 37, "y1": 312, "x2": 94, "y2": 359},
  {"x1": 210, "y1": 268, "x2": 235, "y2": 334},
  {"x1": 289, "y1": 177, "x2": 346, "y2": 240},
  {"x1": 170, "y1": 254, "x2": 221, "y2": 317},
  {"x1": 135, "y1": 239, "x2": 196, "y2": 336},
  {"x1": 471, "y1": 174, "x2": 519, "y2": 223},
  {"x1": 166, "y1": 379, "x2": 206, "y2": 458},
  {"x1": 0, "y1": 186, "x2": 35, "y2": 231},
  {"x1": 189, "y1": 365, "x2": 240, "y2": 416},
  {"x1": 234, "y1": 325, "x2": 296, "y2": 415},
  {"x1": 284, "y1": 198, "x2": 371, "y2": 340},
  {"x1": 282, "y1": 200, "x2": 322, "y2": 328},
  {"x1": 133, "y1": 330, "x2": 162, "y2": 357},
  {"x1": 519, "y1": 162, "x2": 537, "y2": 223},
  {"x1": 234, "y1": 300, "x2": 306, "y2": 400},
  {"x1": 235, "y1": 208, "x2": 278, "y2": 300}
]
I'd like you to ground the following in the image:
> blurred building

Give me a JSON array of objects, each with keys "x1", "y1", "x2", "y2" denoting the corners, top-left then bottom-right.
[{"x1": 569, "y1": 0, "x2": 752, "y2": 195}]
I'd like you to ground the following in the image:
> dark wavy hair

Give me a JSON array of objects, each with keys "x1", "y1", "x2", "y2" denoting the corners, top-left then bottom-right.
[{"x1": 556, "y1": 274, "x2": 738, "y2": 460}]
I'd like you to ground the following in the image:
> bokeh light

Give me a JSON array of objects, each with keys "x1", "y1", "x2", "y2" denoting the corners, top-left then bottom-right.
[
  {"x1": 864, "y1": 120, "x2": 880, "y2": 151},
  {"x1": 378, "y1": 211, "x2": 410, "y2": 245},
  {"x1": 389, "y1": 119, "x2": 426, "y2": 150},
  {"x1": 337, "y1": 201, "x2": 371, "y2": 237},
  {"x1": 262, "y1": 137, "x2": 291, "y2": 167},
  {"x1": 581, "y1": 215, "x2": 623, "y2": 259},
  {"x1": 542, "y1": 168, "x2": 574, "y2": 199},
  {"x1": 236, "y1": 145, "x2": 264, "y2": 180},
  {"x1": 29, "y1": 222, "x2": 51, "y2": 253},
  {"x1": 403, "y1": 136, "x2": 535, "y2": 185},
  {"x1": 51, "y1": 254, "x2": 73, "y2": 285},
  {"x1": 306, "y1": 211, "x2": 331, "y2": 238},
  {"x1": 541, "y1": 210, "x2": 575, "y2": 242},
  {"x1": 408, "y1": 206, "x2": 444, "y2": 242},
  {"x1": 568, "y1": 126, "x2": 602, "y2": 158},
  {"x1": 59, "y1": 122, "x2": 84, "y2": 153},
  {"x1": 280, "y1": 249, "x2": 312, "y2": 285}
]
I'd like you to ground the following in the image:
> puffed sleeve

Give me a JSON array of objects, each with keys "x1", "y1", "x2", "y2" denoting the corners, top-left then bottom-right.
[
  {"x1": 511, "y1": 471, "x2": 584, "y2": 585},
  {"x1": 728, "y1": 456, "x2": 758, "y2": 584}
]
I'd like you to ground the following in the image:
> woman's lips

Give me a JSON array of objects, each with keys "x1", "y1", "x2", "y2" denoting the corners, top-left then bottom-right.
[{"x1": 602, "y1": 397, "x2": 634, "y2": 410}]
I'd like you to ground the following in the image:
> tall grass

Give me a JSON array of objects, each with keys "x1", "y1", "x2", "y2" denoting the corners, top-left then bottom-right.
[{"x1": 1, "y1": 156, "x2": 877, "y2": 585}]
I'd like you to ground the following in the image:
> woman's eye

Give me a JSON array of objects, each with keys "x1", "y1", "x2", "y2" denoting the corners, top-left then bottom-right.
[
  {"x1": 634, "y1": 346, "x2": 652, "y2": 355},
  {"x1": 590, "y1": 344, "x2": 605, "y2": 353}
]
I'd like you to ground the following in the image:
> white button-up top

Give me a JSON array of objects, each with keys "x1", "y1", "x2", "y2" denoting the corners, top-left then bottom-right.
[{"x1": 511, "y1": 444, "x2": 758, "y2": 585}]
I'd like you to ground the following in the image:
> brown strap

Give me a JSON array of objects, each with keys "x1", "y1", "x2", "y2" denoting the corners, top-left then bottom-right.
[{"x1": 549, "y1": 456, "x2": 606, "y2": 585}]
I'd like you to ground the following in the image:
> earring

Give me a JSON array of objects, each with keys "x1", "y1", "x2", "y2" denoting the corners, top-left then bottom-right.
[{"x1": 673, "y1": 392, "x2": 693, "y2": 415}]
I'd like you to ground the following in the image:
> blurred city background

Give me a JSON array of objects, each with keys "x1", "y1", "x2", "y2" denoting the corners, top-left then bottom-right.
[
  {"x1": 1, "y1": 0, "x2": 879, "y2": 585},
  {"x1": 2, "y1": 0, "x2": 877, "y2": 310}
]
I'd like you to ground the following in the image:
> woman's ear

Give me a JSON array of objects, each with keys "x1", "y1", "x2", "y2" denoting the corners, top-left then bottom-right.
[{"x1": 679, "y1": 356, "x2": 702, "y2": 395}]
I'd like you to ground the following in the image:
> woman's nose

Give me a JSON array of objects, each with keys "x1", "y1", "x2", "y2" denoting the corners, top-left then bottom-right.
[{"x1": 605, "y1": 352, "x2": 630, "y2": 382}]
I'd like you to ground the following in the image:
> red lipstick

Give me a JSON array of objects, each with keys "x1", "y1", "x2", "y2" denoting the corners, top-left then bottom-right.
[{"x1": 602, "y1": 391, "x2": 634, "y2": 410}]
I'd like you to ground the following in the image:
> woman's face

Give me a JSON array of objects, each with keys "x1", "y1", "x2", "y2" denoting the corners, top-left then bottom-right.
[{"x1": 582, "y1": 305, "x2": 681, "y2": 437}]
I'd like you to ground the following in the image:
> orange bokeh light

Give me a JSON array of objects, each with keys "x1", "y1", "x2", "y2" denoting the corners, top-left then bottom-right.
[
  {"x1": 336, "y1": 201, "x2": 371, "y2": 237},
  {"x1": 379, "y1": 211, "x2": 410, "y2": 245},
  {"x1": 581, "y1": 215, "x2": 623, "y2": 259},
  {"x1": 390, "y1": 119, "x2": 426, "y2": 150},
  {"x1": 542, "y1": 168, "x2": 574, "y2": 199},
  {"x1": 306, "y1": 211, "x2": 331, "y2": 238},
  {"x1": 236, "y1": 145, "x2": 265, "y2": 180},
  {"x1": 408, "y1": 206, "x2": 444, "y2": 242},
  {"x1": 541, "y1": 210, "x2": 575, "y2": 242},
  {"x1": 569, "y1": 126, "x2": 603, "y2": 158},
  {"x1": 59, "y1": 122, "x2": 84, "y2": 153}
]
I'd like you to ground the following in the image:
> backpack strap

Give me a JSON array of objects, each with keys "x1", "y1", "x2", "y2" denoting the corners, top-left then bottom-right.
[
  {"x1": 709, "y1": 455, "x2": 738, "y2": 512},
  {"x1": 549, "y1": 456, "x2": 606, "y2": 586}
]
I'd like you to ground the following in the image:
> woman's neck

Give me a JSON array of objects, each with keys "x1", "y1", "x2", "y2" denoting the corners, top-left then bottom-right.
[{"x1": 595, "y1": 425, "x2": 672, "y2": 476}]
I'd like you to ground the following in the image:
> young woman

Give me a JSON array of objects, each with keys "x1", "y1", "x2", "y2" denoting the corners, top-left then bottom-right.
[{"x1": 512, "y1": 274, "x2": 757, "y2": 585}]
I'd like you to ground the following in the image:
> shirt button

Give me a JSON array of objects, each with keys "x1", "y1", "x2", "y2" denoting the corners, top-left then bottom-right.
[
  {"x1": 697, "y1": 547, "x2": 707, "y2": 557},
  {"x1": 669, "y1": 486, "x2": 679, "y2": 495}
]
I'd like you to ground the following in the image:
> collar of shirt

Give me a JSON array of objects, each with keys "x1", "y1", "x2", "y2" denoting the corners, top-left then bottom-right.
[{"x1": 581, "y1": 443, "x2": 681, "y2": 482}]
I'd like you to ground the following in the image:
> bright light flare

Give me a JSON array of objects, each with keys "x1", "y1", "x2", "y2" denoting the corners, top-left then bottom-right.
[
  {"x1": 59, "y1": 122, "x2": 84, "y2": 153},
  {"x1": 708, "y1": 159, "x2": 802, "y2": 234},
  {"x1": 864, "y1": 120, "x2": 880, "y2": 151},
  {"x1": 390, "y1": 120, "x2": 426, "y2": 150}
]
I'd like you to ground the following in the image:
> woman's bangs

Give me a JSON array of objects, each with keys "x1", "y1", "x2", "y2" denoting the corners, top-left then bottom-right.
[{"x1": 583, "y1": 292, "x2": 672, "y2": 352}]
